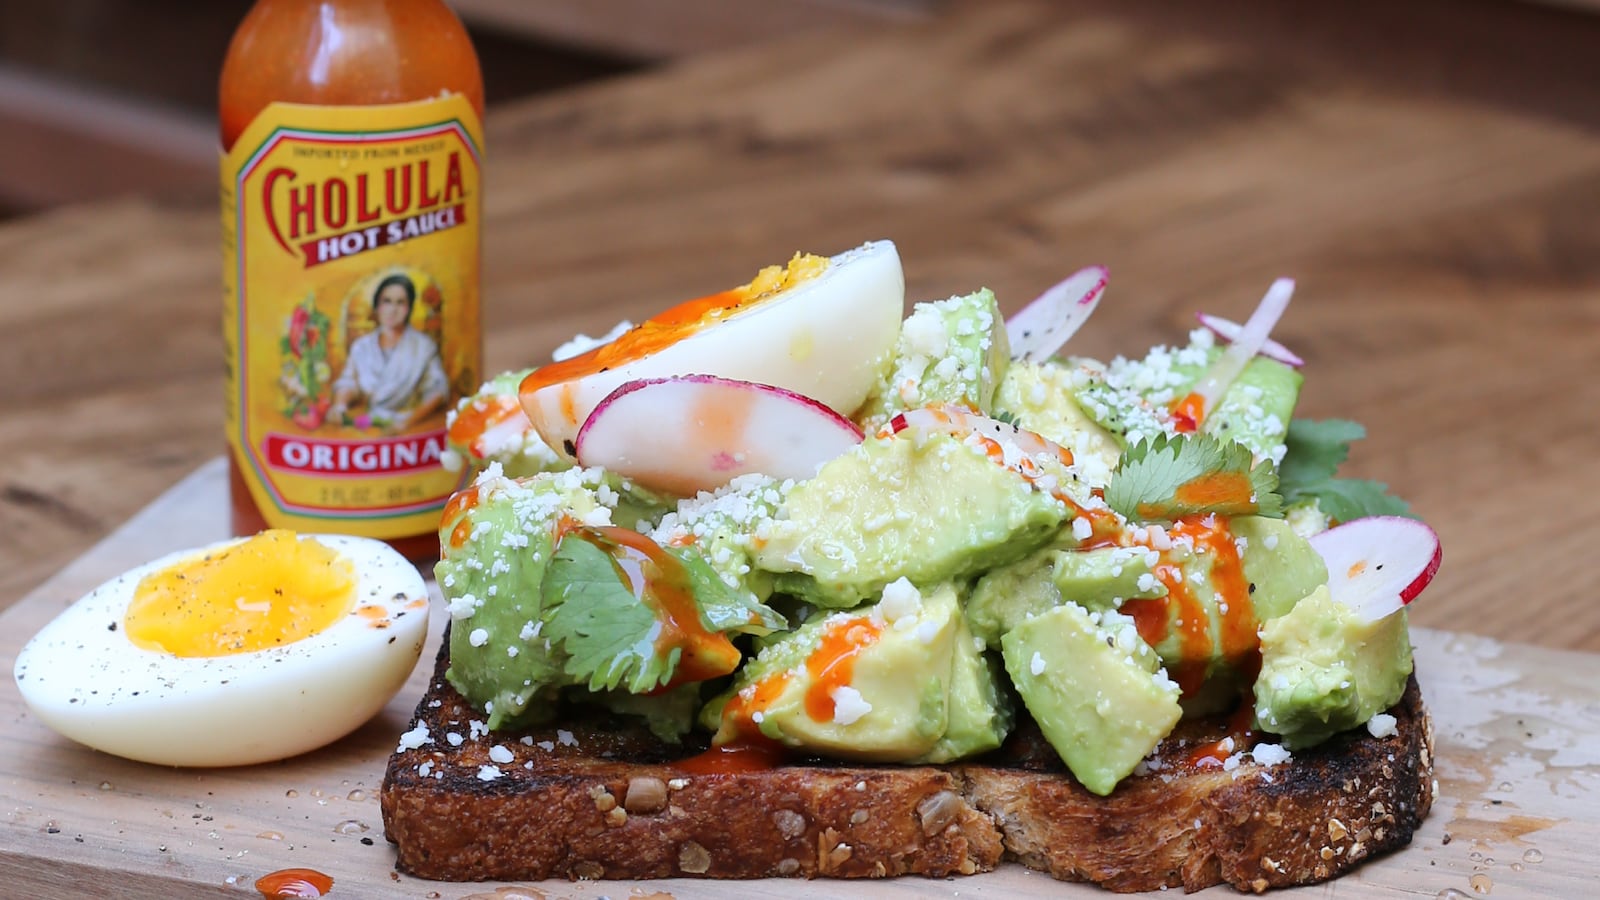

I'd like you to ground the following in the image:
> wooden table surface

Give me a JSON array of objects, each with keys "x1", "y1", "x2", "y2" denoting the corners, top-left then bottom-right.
[{"x1": 2, "y1": 0, "x2": 1599, "y2": 657}]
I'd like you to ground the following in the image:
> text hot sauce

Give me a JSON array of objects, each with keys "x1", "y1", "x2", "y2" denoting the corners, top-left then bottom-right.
[{"x1": 220, "y1": 0, "x2": 484, "y2": 558}]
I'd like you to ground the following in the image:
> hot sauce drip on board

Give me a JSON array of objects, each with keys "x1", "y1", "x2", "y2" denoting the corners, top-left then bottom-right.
[{"x1": 255, "y1": 867, "x2": 333, "y2": 899}]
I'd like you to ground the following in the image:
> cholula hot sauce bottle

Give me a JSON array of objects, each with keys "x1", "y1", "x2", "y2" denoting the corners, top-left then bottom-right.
[{"x1": 220, "y1": 0, "x2": 484, "y2": 559}]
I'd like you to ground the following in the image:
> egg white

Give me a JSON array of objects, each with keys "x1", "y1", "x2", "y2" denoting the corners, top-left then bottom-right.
[
  {"x1": 11, "y1": 534, "x2": 429, "y2": 768},
  {"x1": 523, "y1": 239, "x2": 906, "y2": 458}
]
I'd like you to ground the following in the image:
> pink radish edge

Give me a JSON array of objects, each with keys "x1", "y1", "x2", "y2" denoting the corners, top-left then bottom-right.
[
  {"x1": 1005, "y1": 265, "x2": 1109, "y2": 362},
  {"x1": 1308, "y1": 515, "x2": 1442, "y2": 621},
  {"x1": 1196, "y1": 312, "x2": 1304, "y2": 368},
  {"x1": 574, "y1": 374, "x2": 863, "y2": 459}
]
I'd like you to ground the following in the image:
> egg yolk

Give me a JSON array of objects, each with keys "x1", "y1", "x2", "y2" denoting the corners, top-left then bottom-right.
[
  {"x1": 520, "y1": 252, "x2": 830, "y2": 397},
  {"x1": 124, "y1": 530, "x2": 356, "y2": 657}
]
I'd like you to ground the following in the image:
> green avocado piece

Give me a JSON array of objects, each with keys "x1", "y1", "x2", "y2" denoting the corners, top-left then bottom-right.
[
  {"x1": 755, "y1": 432, "x2": 1070, "y2": 607},
  {"x1": 1234, "y1": 515, "x2": 1328, "y2": 622},
  {"x1": 648, "y1": 473, "x2": 791, "y2": 601},
  {"x1": 1052, "y1": 545, "x2": 1165, "y2": 609},
  {"x1": 570, "y1": 683, "x2": 703, "y2": 744},
  {"x1": 992, "y1": 359, "x2": 1122, "y2": 487},
  {"x1": 1253, "y1": 586, "x2": 1414, "y2": 749},
  {"x1": 1285, "y1": 497, "x2": 1332, "y2": 539},
  {"x1": 1070, "y1": 335, "x2": 1302, "y2": 462},
  {"x1": 966, "y1": 542, "x2": 1163, "y2": 648},
  {"x1": 707, "y1": 582, "x2": 962, "y2": 761},
  {"x1": 967, "y1": 547, "x2": 1060, "y2": 648},
  {"x1": 444, "y1": 368, "x2": 570, "y2": 479},
  {"x1": 435, "y1": 468, "x2": 620, "y2": 729},
  {"x1": 857, "y1": 288, "x2": 1010, "y2": 427},
  {"x1": 1001, "y1": 604, "x2": 1181, "y2": 796},
  {"x1": 911, "y1": 611, "x2": 1014, "y2": 763}
]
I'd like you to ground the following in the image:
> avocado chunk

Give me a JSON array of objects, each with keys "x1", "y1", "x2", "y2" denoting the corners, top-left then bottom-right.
[
  {"x1": 857, "y1": 288, "x2": 1010, "y2": 428},
  {"x1": 912, "y1": 611, "x2": 1014, "y2": 763},
  {"x1": 1234, "y1": 515, "x2": 1328, "y2": 622},
  {"x1": 1001, "y1": 604, "x2": 1181, "y2": 796},
  {"x1": 967, "y1": 547, "x2": 1060, "y2": 648},
  {"x1": 708, "y1": 581, "x2": 962, "y2": 761},
  {"x1": 755, "y1": 431, "x2": 1070, "y2": 607},
  {"x1": 436, "y1": 466, "x2": 622, "y2": 729},
  {"x1": 1072, "y1": 331, "x2": 1302, "y2": 462},
  {"x1": 966, "y1": 541, "x2": 1161, "y2": 647},
  {"x1": 649, "y1": 473, "x2": 791, "y2": 601},
  {"x1": 1052, "y1": 545, "x2": 1165, "y2": 608},
  {"x1": 1254, "y1": 585, "x2": 1414, "y2": 749},
  {"x1": 993, "y1": 359, "x2": 1122, "y2": 487},
  {"x1": 444, "y1": 367, "x2": 570, "y2": 479}
]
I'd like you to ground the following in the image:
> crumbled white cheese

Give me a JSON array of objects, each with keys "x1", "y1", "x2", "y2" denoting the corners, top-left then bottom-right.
[
  {"x1": 1366, "y1": 713, "x2": 1398, "y2": 739},
  {"x1": 878, "y1": 577, "x2": 922, "y2": 626},
  {"x1": 488, "y1": 744, "x2": 514, "y2": 764},
  {"x1": 1251, "y1": 743, "x2": 1293, "y2": 766},
  {"x1": 552, "y1": 319, "x2": 633, "y2": 361},
  {"x1": 396, "y1": 722, "x2": 432, "y2": 752},
  {"x1": 446, "y1": 732, "x2": 464, "y2": 747},
  {"x1": 476, "y1": 765, "x2": 504, "y2": 782},
  {"x1": 831, "y1": 686, "x2": 873, "y2": 725},
  {"x1": 1030, "y1": 652, "x2": 1047, "y2": 676},
  {"x1": 468, "y1": 628, "x2": 489, "y2": 647},
  {"x1": 557, "y1": 729, "x2": 578, "y2": 747}
]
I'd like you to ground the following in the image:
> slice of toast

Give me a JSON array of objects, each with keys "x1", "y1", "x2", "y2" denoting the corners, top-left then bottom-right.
[{"x1": 380, "y1": 633, "x2": 1434, "y2": 892}]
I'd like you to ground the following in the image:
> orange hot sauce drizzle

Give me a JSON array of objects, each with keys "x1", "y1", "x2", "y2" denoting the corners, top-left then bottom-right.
[
  {"x1": 255, "y1": 867, "x2": 333, "y2": 899},
  {"x1": 441, "y1": 483, "x2": 485, "y2": 549},
  {"x1": 518, "y1": 288, "x2": 748, "y2": 400},
  {"x1": 1170, "y1": 391, "x2": 1205, "y2": 433},
  {"x1": 803, "y1": 617, "x2": 883, "y2": 722},
  {"x1": 1185, "y1": 701, "x2": 1261, "y2": 769},
  {"x1": 446, "y1": 393, "x2": 527, "y2": 460},
  {"x1": 556, "y1": 521, "x2": 740, "y2": 688},
  {"x1": 1118, "y1": 515, "x2": 1257, "y2": 698},
  {"x1": 677, "y1": 672, "x2": 793, "y2": 774}
]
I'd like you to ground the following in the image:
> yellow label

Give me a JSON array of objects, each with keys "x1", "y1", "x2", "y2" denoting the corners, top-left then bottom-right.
[{"x1": 222, "y1": 96, "x2": 483, "y2": 538}]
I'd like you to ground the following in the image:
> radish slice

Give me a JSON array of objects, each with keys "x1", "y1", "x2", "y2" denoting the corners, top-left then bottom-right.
[
  {"x1": 1307, "y1": 516, "x2": 1442, "y2": 623},
  {"x1": 574, "y1": 375, "x2": 863, "y2": 495},
  {"x1": 886, "y1": 405, "x2": 1076, "y2": 496},
  {"x1": 1182, "y1": 278, "x2": 1295, "y2": 426},
  {"x1": 1005, "y1": 266, "x2": 1109, "y2": 362},
  {"x1": 1196, "y1": 312, "x2": 1304, "y2": 368}
]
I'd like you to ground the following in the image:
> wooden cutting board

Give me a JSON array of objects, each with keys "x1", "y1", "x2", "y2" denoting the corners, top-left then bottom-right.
[{"x1": 0, "y1": 460, "x2": 1593, "y2": 899}]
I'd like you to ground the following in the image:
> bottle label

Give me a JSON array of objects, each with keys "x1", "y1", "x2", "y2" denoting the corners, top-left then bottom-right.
[{"x1": 221, "y1": 96, "x2": 483, "y2": 538}]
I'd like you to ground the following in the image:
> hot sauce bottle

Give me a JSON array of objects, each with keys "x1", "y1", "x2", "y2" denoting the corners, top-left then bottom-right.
[{"x1": 220, "y1": 0, "x2": 484, "y2": 559}]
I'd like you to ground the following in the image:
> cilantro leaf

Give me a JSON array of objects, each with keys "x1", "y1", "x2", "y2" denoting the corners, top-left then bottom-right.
[
  {"x1": 1291, "y1": 478, "x2": 1412, "y2": 524},
  {"x1": 541, "y1": 535, "x2": 673, "y2": 694},
  {"x1": 540, "y1": 530, "x2": 786, "y2": 694},
  {"x1": 1277, "y1": 418, "x2": 1414, "y2": 523},
  {"x1": 1278, "y1": 418, "x2": 1364, "y2": 491},
  {"x1": 1106, "y1": 433, "x2": 1284, "y2": 522}
]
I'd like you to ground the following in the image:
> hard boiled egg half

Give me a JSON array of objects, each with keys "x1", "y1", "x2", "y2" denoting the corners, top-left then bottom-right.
[
  {"x1": 520, "y1": 239, "x2": 905, "y2": 459},
  {"x1": 12, "y1": 530, "x2": 428, "y2": 767}
]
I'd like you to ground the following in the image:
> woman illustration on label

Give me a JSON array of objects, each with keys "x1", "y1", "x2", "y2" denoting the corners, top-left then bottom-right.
[{"x1": 328, "y1": 273, "x2": 449, "y2": 431}]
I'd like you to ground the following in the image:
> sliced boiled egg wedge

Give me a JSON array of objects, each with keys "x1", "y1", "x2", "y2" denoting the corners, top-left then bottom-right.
[
  {"x1": 1307, "y1": 516, "x2": 1442, "y2": 623},
  {"x1": 575, "y1": 374, "x2": 864, "y2": 495},
  {"x1": 11, "y1": 530, "x2": 428, "y2": 767},
  {"x1": 520, "y1": 240, "x2": 905, "y2": 459}
]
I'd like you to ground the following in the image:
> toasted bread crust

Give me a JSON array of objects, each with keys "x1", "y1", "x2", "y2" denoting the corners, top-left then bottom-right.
[{"x1": 381, "y1": 638, "x2": 1433, "y2": 891}]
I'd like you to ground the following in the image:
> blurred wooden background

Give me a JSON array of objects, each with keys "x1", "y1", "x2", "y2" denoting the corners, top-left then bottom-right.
[{"x1": 0, "y1": 0, "x2": 931, "y2": 214}]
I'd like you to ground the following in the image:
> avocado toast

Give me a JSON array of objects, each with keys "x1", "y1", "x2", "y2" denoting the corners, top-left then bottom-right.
[{"x1": 380, "y1": 242, "x2": 1440, "y2": 891}]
